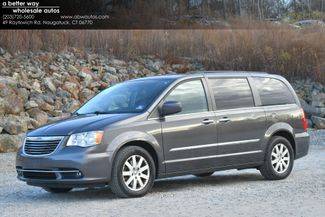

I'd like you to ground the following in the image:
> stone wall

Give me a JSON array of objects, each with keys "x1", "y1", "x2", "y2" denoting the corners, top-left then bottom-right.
[{"x1": 0, "y1": 48, "x2": 324, "y2": 152}]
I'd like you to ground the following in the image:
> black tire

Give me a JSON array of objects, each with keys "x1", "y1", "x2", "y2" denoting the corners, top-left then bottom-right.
[
  {"x1": 259, "y1": 136, "x2": 294, "y2": 180},
  {"x1": 42, "y1": 187, "x2": 72, "y2": 193},
  {"x1": 110, "y1": 146, "x2": 156, "y2": 198},
  {"x1": 194, "y1": 172, "x2": 214, "y2": 177}
]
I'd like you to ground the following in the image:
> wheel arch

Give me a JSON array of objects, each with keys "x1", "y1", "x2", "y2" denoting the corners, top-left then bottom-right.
[
  {"x1": 107, "y1": 131, "x2": 165, "y2": 178},
  {"x1": 264, "y1": 122, "x2": 296, "y2": 157}
]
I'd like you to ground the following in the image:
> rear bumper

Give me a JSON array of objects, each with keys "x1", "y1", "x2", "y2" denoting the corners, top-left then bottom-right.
[
  {"x1": 295, "y1": 132, "x2": 310, "y2": 159},
  {"x1": 16, "y1": 146, "x2": 113, "y2": 188}
]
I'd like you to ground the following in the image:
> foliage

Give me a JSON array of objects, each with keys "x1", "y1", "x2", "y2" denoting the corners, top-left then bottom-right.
[{"x1": 0, "y1": 28, "x2": 324, "y2": 83}]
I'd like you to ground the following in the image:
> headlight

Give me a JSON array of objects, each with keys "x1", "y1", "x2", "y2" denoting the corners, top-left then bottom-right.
[{"x1": 66, "y1": 131, "x2": 104, "y2": 147}]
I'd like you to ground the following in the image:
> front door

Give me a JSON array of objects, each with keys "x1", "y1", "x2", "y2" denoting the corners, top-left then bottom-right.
[{"x1": 161, "y1": 79, "x2": 218, "y2": 174}]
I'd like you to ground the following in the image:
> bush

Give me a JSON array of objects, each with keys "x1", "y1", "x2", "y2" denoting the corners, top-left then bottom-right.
[{"x1": 0, "y1": 28, "x2": 324, "y2": 83}]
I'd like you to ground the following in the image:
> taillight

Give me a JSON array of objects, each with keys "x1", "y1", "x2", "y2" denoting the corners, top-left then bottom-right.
[{"x1": 301, "y1": 109, "x2": 308, "y2": 131}]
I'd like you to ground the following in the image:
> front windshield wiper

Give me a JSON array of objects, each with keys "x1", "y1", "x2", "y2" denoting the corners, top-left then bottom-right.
[{"x1": 82, "y1": 111, "x2": 111, "y2": 115}]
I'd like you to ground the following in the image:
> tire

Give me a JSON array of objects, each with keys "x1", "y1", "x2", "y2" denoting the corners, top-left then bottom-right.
[
  {"x1": 42, "y1": 187, "x2": 72, "y2": 193},
  {"x1": 194, "y1": 172, "x2": 214, "y2": 177},
  {"x1": 259, "y1": 136, "x2": 294, "y2": 180},
  {"x1": 110, "y1": 146, "x2": 156, "y2": 198}
]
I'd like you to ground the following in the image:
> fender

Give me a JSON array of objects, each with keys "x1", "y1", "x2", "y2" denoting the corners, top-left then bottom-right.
[
  {"x1": 261, "y1": 122, "x2": 295, "y2": 154},
  {"x1": 106, "y1": 131, "x2": 165, "y2": 177}
]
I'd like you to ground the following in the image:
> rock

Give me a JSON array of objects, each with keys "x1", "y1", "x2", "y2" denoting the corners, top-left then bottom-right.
[
  {"x1": 68, "y1": 64, "x2": 79, "y2": 74},
  {"x1": 27, "y1": 67, "x2": 44, "y2": 79},
  {"x1": 44, "y1": 77, "x2": 56, "y2": 93},
  {"x1": 62, "y1": 100, "x2": 80, "y2": 113},
  {"x1": 24, "y1": 100, "x2": 38, "y2": 110},
  {"x1": 0, "y1": 98, "x2": 5, "y2": 115},
  {"x1": 49, "y1": 64, "x2": 59, "y2": 72},
  {"x1": 63, "y1": 82, "x2": 79, "y2": 99},
  {"x1": 299, "y1": 98, "x2": 320, "y2": 117},
  {"x1": 311, "y1": 93, "x2": 325, "y2": 108},
  {"x1": 0, "y1": 134, "x2": 25, "y2": 153},
  {"x1": 39, "y1": 101, "x2": 54, "y2": 112},
  {"x1": 78, "y1": 71, "x2": 93, "y2": 87},
  {"x1": 79, "y1": 88, "x2": 95, "y2": 103},
  {"x1": 4, "y1": 95, "x2": 24, "y2": 115},
  {"x1": 102, "y1": 73, "x2": 119, "y2": 84},
  {"x1": 42, "y1": 93, "x2": 55, "y2": 105},
  {"x1": 0, "y1": 127, "x2": 3, "y2": 133},
  {"x1": 16, "y1": 88, "x2": 29, "y2": 102},
  {"x1": 2, "y1": 115, "x2": 28, "y2": 135},
  {"x1": 32, "y1": 80, "x2": 42, "y2": 93},
  {"x1": 312, "y1": 116, "x2": 325, "y2": 129},
  {"x1": 105, "y1": 66, "x2": 117, "y2": 74},
  {"x1": 110, "y1": 59, "x2": 126, "y2": 66},
  {"x1": 0, "y1": 47, "x2": 5, "y2": 55},
  {"x1": 27, "y1": 108, "x2": 48, "y2": 127},
  {"x1": 147, "y1": 60, "x2": 162, "y2": 72}
]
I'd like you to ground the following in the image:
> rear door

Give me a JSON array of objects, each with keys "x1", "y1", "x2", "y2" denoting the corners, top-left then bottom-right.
[
  {"x1": 207, "y1": 77, "x2": 266, "y2": 167},
  {"x1": 161, "y1": 78, "x2": 218, "y2": 173}
]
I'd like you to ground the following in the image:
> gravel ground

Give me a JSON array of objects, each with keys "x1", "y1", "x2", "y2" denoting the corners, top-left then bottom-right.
[{"x1": 1, "y1": 130, "x2": 324, "y2": 217}]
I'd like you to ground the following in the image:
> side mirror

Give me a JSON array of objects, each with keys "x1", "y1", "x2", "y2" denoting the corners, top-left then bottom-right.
[{"x1": 159, "y1": 101, "x2": 182, "y2": 117}]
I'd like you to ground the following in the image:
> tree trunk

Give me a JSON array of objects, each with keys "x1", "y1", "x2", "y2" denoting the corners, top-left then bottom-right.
[
  {"x1": 257, "y1": 0, "x2": 262, "y2": 20},
  {"x1": 222, "y1": 0, "x2": 227, "y2": 19},
  {"x1": 237, "y1": 0, "x2": 241, "y2": 16}
]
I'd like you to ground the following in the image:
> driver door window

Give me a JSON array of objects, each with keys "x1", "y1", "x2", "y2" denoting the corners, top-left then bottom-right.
[{"x1": 165, "y1": 80, "x2": 208, "y2": 115}]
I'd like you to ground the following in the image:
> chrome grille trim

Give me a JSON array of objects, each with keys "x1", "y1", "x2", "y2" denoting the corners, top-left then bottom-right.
[{"x1": 23, "y1": 136, "x2": 64, "y2": 156}]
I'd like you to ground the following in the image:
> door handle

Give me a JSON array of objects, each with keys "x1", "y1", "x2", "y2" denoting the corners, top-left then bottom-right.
[
  {"x1": 218, "y1": 117, "x2": 230, "y2": 123},
  {"x1": 202, "y1": 119, "x2": 215, "y2": 125}
]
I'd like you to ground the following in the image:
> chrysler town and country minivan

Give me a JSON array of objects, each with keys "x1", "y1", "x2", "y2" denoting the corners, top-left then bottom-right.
[{"x1": 16, "y1": 72, "x2": 310, "y2": 198}]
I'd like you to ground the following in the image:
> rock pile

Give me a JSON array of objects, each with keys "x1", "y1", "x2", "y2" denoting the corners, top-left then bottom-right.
[
  {"x1": 292, "y1": 80, "x2": 325, "y2": 129},
  {"x1": 0, "y1": 48, "x2": 204, "y2": 152},
  {"x1": 0, "y1": 47, "x2": 324, "y2": 152}
]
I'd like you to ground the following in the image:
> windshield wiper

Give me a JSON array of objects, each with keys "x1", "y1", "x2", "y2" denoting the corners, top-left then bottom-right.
[{"x1": 83, "y1": 111, "x2": 110, "y2": 115}]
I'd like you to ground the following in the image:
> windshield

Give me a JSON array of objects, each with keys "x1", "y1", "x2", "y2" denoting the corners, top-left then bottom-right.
[{"x1": 76, "y1": 79, "x2": 174, "y2": 114}]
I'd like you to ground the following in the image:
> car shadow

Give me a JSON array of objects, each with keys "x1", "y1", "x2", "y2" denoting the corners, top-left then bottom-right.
[
  {"x1": 152, "y1": 172, "x2": 264, "y2": 193},
  {"x1": 26, "y1": 171, "x2": 264, "y2": 201}
]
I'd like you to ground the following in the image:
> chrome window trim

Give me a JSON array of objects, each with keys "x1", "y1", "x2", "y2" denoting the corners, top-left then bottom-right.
[
  {"x1": 169, "y1": 139, "x2": 260, "y2": 152},
  {"x1": 163, "y1": 150, "x2": 263, "y2": 164},
  {"x1": 23, "y1": 136, "x2": 65, "y2": 157}
]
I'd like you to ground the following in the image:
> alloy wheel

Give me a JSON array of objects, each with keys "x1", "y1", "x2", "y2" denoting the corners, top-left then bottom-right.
[
  {"x1": 122, "y1": 155, "x2": 150, "y2": 191},
  {"x1": 271, "y1": 143, "x2": 290, "y2": 174}
]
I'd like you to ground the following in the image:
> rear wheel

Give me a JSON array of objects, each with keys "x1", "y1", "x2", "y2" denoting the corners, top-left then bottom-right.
[
  {"x1": 110, "y1": 146, "x2": 156, "y2": 198},
  {"x1": 194, "y1": 172, "x2": 214, "y2": 177},
  {"x1": 259, "y1": 136, "x2": 294, "y2": 180},
  {"x1": 43, "y1": 187, "x2": 72, "y2": 193}
]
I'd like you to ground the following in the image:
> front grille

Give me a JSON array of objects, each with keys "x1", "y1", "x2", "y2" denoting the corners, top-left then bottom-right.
[{"x1": 23, "y1": 136, "x2": 63, "y2": 156}]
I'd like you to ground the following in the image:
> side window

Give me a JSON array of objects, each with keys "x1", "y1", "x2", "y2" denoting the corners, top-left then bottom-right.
[
  {"x1": 254, "y1": 77, "x2": 295, "y2": 106},
  {"x1": 165, "y1": 80, "x2": 208, "y2": 115},
  {"x1": 209, "y1": 78, "x2": 255, "y2": 110}
]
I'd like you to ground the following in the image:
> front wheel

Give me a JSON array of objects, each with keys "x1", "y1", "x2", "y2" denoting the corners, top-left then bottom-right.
[
  {"x1": 259, "y1": 136, "x2": 294, "y2": 180},
  {"x1": 110, "y1": 146, "x2": 156, "y2": 198}
]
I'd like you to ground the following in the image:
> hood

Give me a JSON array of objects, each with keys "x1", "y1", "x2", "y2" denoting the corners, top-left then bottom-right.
[{"x1": 27, "y1": 113, "x2": 138, "y2": 137}]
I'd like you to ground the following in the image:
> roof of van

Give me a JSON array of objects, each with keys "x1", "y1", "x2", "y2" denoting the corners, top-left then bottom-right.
[{"x1": 134, "y1": 71, "x2": 278, "y2": 81}]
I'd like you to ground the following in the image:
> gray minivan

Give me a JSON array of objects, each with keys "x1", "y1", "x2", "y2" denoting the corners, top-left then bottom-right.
[{"x1": 16, "y1": 72, "x2": 310, "y2": 198}]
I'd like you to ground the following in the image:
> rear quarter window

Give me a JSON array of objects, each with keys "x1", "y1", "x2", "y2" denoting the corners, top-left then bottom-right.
[{"x1": 253, "y1": 77, "x2": 295, "y2": 106}]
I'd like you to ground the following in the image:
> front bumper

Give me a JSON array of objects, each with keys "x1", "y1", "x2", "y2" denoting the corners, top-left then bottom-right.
[
  {"x1": 16, "y1": 145, "x2": 113, "y2": 188},
  {"x1": 295, "y1": 132, "x2": 310, "y2": 159}
]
